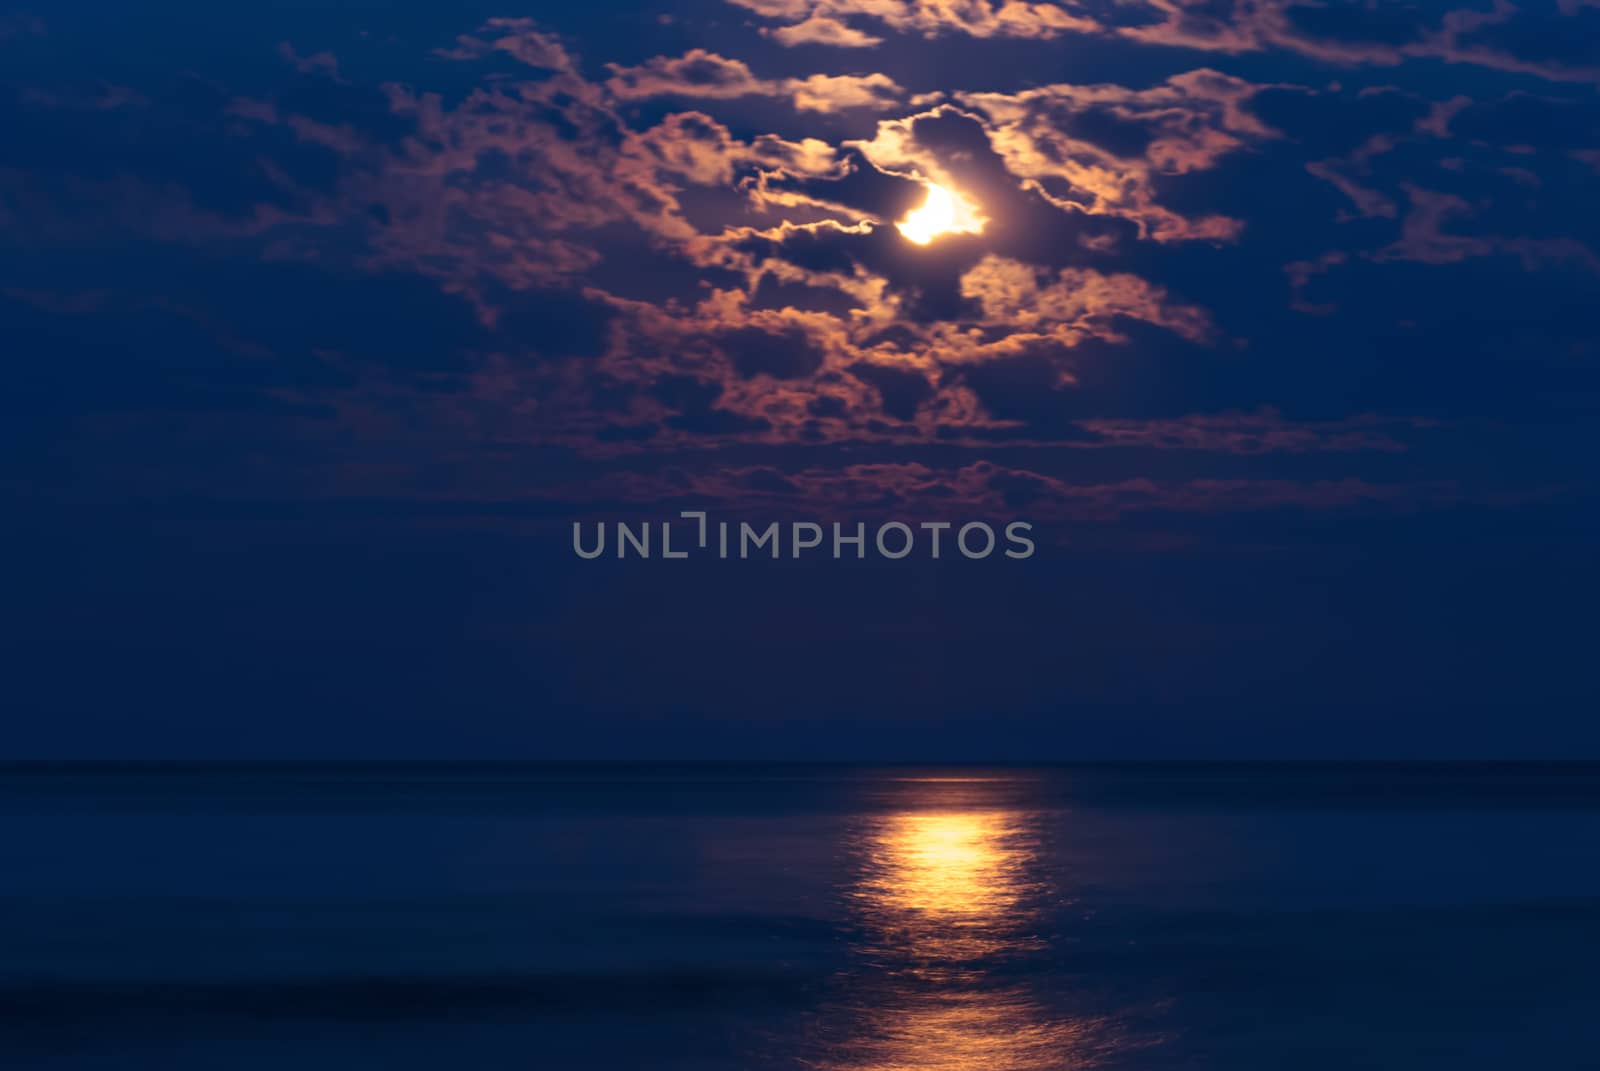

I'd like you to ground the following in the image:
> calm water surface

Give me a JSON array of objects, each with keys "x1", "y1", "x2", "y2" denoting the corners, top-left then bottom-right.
[{"x1": 3, "y1": 764, "x2": 1600, "y2": 1068}]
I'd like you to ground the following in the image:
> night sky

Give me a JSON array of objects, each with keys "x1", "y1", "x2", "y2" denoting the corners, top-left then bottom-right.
[{"x1": 6, "y1": 0, "x2": 1600, "y2": 758}]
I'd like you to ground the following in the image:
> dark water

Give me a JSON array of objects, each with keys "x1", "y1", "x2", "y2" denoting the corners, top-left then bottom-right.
[{"x1": 4, "y1": 763, "x2": 1600, "y2": 1068}]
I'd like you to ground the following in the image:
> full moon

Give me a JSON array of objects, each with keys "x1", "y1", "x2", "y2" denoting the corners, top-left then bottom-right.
[{"x1": 896, "y1": 181, "x2": 986, "y2": 245}]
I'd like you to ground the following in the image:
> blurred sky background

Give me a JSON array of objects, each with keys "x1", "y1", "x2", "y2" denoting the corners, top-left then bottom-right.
[{"x1": 5, "y1": 0, "x2": 1600, "y2": 757}]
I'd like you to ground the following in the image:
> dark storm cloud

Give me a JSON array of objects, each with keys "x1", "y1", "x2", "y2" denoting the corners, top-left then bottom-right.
[
  {"x1": 1451, "y1": 2, "x2": 1600, "y2": 69},
  {"x1": 846, "y1": 360, "x2": 935, "y2": 420},
  {"x1": 719, "y1": 324, "x2": 828, "y2": 378},
  {"x1": 652, "y1": 373, "x2": 773, "y2": 435},
  {"x1": 1282, "y1": 1, "x2": 1431, "y2": 47}
]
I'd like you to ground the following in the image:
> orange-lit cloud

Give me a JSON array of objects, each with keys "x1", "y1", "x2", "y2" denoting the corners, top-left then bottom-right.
[
  {"x1": 766, "y1": 15, "x2": 884, "y2": 48},
  {"x1": 606, "y1": 49, "x2": 905, "y2": 113}
]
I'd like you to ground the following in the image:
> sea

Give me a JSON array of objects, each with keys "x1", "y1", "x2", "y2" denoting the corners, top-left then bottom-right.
[{"x1": 3, "y1": 762, "x2": 1600, "y2": 1069}]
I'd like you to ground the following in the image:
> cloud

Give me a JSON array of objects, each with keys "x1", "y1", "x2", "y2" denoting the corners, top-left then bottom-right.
[
  {"x1": 12, "y1": 9, "x2": 1597, "y2": 536},
  {"x1": 529, "y1": 459, "x2": 1482, "y2": 528},
  {"x1": 1076, "y1": 410, "x2": 1430, "y2": 454},
  {"x1": 1375, "y1": 185, "x2": 1600, "y2": 270},
  {"x1": 766, "y1": 16, "x2": 884, "y2": 47},
  {"x1": 1126, "y1": 0, "x2": 1600, "y2": 83},
  {"x1": 726, "y1": 0, "x2": 1600, "y2": 85},
  {"x1": 726, "y1": 0, "x2": 1100, "y2": 40},
  {"x1": 434, "y1": 17, "x2": 579, "y2": 71},
  {"x1": 606, "y1": 49, "x2": 905, "y2": 113},
  {"x1": 955, "y1": 70, "x2": 1277, "y2": 242},
  {"x1": 789, "y1": 73, "x2": 905, "y2": 113},
  {"x1": 959, "y1": 255, "x2": 1212, "y2": 345}
]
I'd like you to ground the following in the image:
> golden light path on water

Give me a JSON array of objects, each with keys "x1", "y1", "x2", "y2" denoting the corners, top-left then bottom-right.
[
  {"x1": 810, "y1": 782, "x2": 1121, "y2": 1071},
  {"x1": 856, "y1": 811, "x2": 1037, "y2": 960}
]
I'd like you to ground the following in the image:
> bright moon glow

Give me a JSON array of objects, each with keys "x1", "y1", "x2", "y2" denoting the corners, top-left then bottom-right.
[{"x1": 895, "y1": 181, "x2": 986, "y2": 245}]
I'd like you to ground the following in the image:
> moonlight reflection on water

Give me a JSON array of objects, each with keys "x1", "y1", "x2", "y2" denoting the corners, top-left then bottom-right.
[{"x1": 810, "y1": 787, "x2": 1125, "y2": 1071}]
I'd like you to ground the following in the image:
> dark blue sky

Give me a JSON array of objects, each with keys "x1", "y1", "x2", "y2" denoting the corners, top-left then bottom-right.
[{"x1": 5, "y1": 0, "x2": 1600, "y2": 757}]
